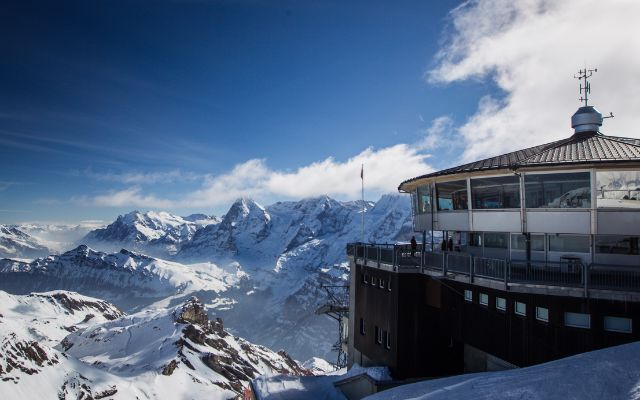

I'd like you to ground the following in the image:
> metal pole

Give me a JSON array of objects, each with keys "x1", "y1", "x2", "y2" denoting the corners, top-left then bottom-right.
[{"x1": 361, "y1": 164, "x2": 365, "y2": 243}]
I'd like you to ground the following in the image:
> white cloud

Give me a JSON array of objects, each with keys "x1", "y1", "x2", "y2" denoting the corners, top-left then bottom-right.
[
  {"x1": 74, "y1": 187, "x2": 176, "y2": 209},
  {"x1": 429, "y1": 0, "x2": 640, "y2": 162},
  {"x1": 76, "y1": 144, "x2": 434, "y2": 210},
  {"x1": 76, "y1": 168, "x2": 202, "y2": 184},
  {"x1": 416, "y1": 116, "x2": 455, "y2": 150}
]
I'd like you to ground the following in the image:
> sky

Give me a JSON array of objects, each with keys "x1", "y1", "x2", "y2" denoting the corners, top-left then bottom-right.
[{"x1": 2, "y1": 0, "x2": 640, "y2": 224}]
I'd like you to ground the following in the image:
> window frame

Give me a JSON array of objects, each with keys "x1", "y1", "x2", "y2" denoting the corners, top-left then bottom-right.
[
  {"x1": 360, "y1": 318, "x2": 366, "y2": 335},
  {"x1": 564, "y1": 312, "x2": 591, "y2": 329},
  {"x1": 524, "y1": 171, "x2": 591, "y2": 209},
  {"x1": 536, "y1": 306, "x2": 549, "y2": 322},
  {"x1": 603, "y1": 316, "x2": 633, "y2": 333},
  {"x1": 496, "y1": 297, "x2": 507, "y2": 311},
  {"x1": 464, "y1": 289, "x2": 473, "y2": 302},
  {"x1": 479, "y1": 293, "x2": 489, "y2": 306},
  {"x1": 515, "y1": 301, "x2": 527, "y2": 316}
]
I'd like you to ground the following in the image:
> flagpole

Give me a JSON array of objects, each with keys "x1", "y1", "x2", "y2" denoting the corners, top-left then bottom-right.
[{"x1": 361, "y1": 164, "x2": 365, "y2": 243}]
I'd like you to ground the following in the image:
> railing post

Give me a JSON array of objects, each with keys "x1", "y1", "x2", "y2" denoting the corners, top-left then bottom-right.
[
  {"x1": 443, "y1": 253, "x2": 448, "y2": 276},
  {"x1": 504, "y1": 260, "x2": 509, "y2": 291},
  {"x1": 377, "y1": 246, "x2": 381, "y2": 268},
  {"x1": 584, "y1": 263, "x2": 589, "y2": 297}
]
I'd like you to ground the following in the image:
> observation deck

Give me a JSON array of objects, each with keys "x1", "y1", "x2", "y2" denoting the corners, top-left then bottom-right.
[{"x1": 347, "y1": 243, "x2": 640, "y2": 301}]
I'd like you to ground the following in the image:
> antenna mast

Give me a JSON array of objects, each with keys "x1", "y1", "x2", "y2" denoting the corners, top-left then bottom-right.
[{"x1": 574, "y1": 67, "x2": 597, "y2": 106}]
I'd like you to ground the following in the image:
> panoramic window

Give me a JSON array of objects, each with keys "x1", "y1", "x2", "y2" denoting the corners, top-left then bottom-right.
[
  {"x1": 525, "y1": 172, "x2": 591, "y2": 208},
  {"x1": 536, "y1": 307, "x2": 549, "y2": 322},
  {"x1": 471, "y1": 176, "x2": 521, "y2": 209},
  {"x1": 511, "y1": 234, "x2": 545, "y2": 251},
  {"x1": 417, "y1": 185, "x2": 432, "y2": 214},
  {"x1": 565, "y1": 312, "x2": 591, "y2": 329},
  {"x1": 596, "y1": 170, "x2": 640, "y2": 208},
  {"x1": 469, "y1": 232, "x2": 482, "y2": 247},
  {"x1": 595, "y1": 236, "x2": 640, "y2": 255},
  {"x1": 436, "y1": 180, "x2": 468, "y2": 211},
  {"x1": 603, "y1": 316, "x2": 632, "y2": 333},
  {"x1": 549, "y1": 235, "x2": 590, "y2": 253},
  {"x1": 515, "y1": 301, "x2": 527, "y2": 316},
  {"x1": 484, "y1": 233, "x2": 509, "y2": 249}
]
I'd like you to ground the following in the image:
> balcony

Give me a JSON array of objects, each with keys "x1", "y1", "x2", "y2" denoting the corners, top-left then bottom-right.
[{"x1": 347, "y1": 243, "x2": 640, "y2": 299}]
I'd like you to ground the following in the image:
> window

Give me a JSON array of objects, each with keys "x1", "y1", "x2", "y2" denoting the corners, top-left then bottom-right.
[
  {"x1": 417, "y1": 185, "x2": 432, "y2": 214},
  {"x1": 375, "y1": 326, "x2": 383, "y2": 344},
  {"x1": 471, "y1": 176, "x2": 521, "y2": 209},
  {"x1": 371, "y1": 276, "x2": 377, "y2": 286},
  {"x1": 596, "y1": 170, "x2": 640, "y2": 208},
  {"x1": 511, "y1": 234, "x2": 545, "y2": 251},
  {"x1": 386, "y1": 279, "x2": 392, "y2": 292},
  {"x1": 379, "y1": 278, "x2": 385, "y2": 289},
  {"x1": 385, "y1": 331, "x2": 391, "y2": 349},
  {"x1": 484, "y1": 233, "x2": 509, "y2": 249},
  {"x1": 515, "y1": 301, "x2": 527, "y2": 316},
  {"x1": 479, "y1": 293, "x2": 489, "y2": 306},
  {"x1": 464, "y1": 289, "x2": 473, "y2": 302},
  {"x1": 470, "y1": 233, "x2": 482, "y2": 247},
  {"x1": 549, "y1": 235, "x2": 590, "y2": 253},
  {"x1": 360, "y1": 318, "x2": 366, "y2": 335},
  {"x1": 496, "y1": 297, "x2": 506, "y2": 311},
  {"x1": 363, "y1": 274, "x2": 369, "y2": 284},
  {"x1": 525, "y1": 172, "x2": 591, "y2": 208},
  {"x1": 595, "y1": 236, "x2": 640, "y2": 255},
  {"x1": 565, "y1": 312, "x2": 590, "y2": 329},
  {"x1": 436, "y1": 180, "x2": 468, "y2": 211},
  {"x1": 604, "y1": 316, "x2": 633, "y2": 333},
  {"x1": 536, "y1": 307, "x2": 549, "y2": 322}
]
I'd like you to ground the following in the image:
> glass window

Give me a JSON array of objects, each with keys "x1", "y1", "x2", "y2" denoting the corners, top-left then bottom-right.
[
  {"x1": 479, "y1": 293, "x2": 489, "y2": 306},
  {"x1": 515, "y1": 301, "x2": 526, "y2": 316},
  {"x1": 360, "y1": 318, "x2": 366, "y2": 334},
  {"x1": 387, "y1": 280, "x2": 391, "y2": 291},
  {"x1": 496, "y1": 297, "x2": 506, "y2": 311},
  {"x1": 595, "y1": 236, "x2": 640, "y2": 255},
  {"x1": 536, "y1": 306, "x2": 549, "y2": 322},
  {"x1": 436, "y1": 180, "x2": 468, "y2": 211},
  {"x1": 549, "y1": 235, "x2": 590, "y2": 253},
  {"x1": 464, "y1": 289, "x2": 473, "y2": 302},
  {"x1": 596, "y1": 171, "x2": 640, "y2": 208},
  {"x1": 379, "y1": 278, "x2": 385, "y2": 289},
  {"x1": 511, "y1": 234, "x2": 545, "y2": 251},
  {"x1": 471, "y1": 176, "x2": 521, "y2": 209},
  {"x1": 565, "y1": 312, "x2": 590, "y2": 329},
  {"x1": 484, "y1": 233, "x2": 509, "y2": 249},
  {"x1": 525, "y1": 172, "x2": 591, "y2": 208},
  {"x1": 417, "y1": 185, "x2": 432, "y2": 214},
  {"x1": 604, "y1": 316, "x2": 632, "y2": 333},
  {"x1": 375, "y1": 326, "x2": 382, "y2": 344},
  {"x1": 363, "y1": 274, "x2": 368, "y2": 284},
  {"x1": 385, "y1": 331, "x2": 391, "y2": 349},
  {"x1": 470, "y1": 233, "x2": 482, "y2": 247},
  {"x1": 411, "y1": 191, "x2": 418, "y2": 216}
]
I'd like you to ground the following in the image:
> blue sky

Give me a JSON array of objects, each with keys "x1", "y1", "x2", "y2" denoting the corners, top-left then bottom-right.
[{"x1": 5, "y1": 0, "x2": 635, "y2": 224}]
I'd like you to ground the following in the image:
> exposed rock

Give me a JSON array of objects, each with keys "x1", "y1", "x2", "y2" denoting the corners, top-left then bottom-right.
[
  {"x1": 161, "y1": 360, "x2": 178, "y2": 376},
  {"x1": 175, "y1": 297, "x2": 208, "y2": 326}
]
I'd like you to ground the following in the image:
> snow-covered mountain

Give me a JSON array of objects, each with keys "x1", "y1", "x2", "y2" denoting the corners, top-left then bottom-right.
[
  {"x1": 0, "y1": 224, "x2": 50, "y2": 259},
  {"x1": 0, "y1": 291, "x2": 310, "y2": 399},
  {"x1": 18, "y1": 222, "x2": 104, "y2": 253},
  {"x1": 0, "y1": 245, "x2": 245, "y2": 311},
  {"x1": 0, "y1": 194, "x2": 413, "y2": 362},
  {"x1": 83, "y1": 210, "x2": 220, "y2": 257}
]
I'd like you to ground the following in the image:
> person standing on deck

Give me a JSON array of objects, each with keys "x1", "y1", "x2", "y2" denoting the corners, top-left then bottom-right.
[{"x1": 410, "y1": 236, "x2": 417, "y2": 257}]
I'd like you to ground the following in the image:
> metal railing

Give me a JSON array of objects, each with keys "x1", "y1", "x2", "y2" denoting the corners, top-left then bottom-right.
[{"x1": 347, "y1": 242, "x2": 640, "y2": 294}]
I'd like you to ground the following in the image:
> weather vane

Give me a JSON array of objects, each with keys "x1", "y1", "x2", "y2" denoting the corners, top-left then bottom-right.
[{"x1": 574, "y1": 67, "x2": 597, "y2": 107}]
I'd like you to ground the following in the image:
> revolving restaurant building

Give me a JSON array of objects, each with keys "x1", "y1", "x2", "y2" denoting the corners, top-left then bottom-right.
[{"x1": 348, "y1": 104, "x2": 640, "y2": 379}]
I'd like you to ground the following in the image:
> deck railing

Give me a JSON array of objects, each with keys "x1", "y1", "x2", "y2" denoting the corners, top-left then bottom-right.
[{"x1": 347, "y1": 242, "x2": 640, "y2": 294}]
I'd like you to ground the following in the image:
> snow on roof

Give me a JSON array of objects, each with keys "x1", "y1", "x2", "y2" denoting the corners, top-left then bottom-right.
[{"x1": 364, "y1": 341, "x2": 640, "y2": 400}]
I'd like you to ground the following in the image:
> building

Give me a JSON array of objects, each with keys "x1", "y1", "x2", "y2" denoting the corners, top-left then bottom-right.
[{"x1": 347, "y1": 75, "x2": 640, "y2": 379}]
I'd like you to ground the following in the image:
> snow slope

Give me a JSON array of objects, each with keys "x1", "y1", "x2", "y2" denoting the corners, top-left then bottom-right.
[
  {"x1": 0, "y1": 292, "x2": 310, "y2": 399},
  {"x1": 365, "y1": 341, "x2": 640, "y2": 400}
]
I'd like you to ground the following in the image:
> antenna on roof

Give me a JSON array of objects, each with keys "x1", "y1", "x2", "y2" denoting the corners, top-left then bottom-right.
[{"x1": 574, "y1": 67, "x2": 597, "y2": 107}]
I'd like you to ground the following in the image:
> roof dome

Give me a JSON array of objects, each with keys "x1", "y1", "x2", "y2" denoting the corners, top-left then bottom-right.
[{"x1": 571, "y1": 106, "x2": 603, "y2": 134}]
